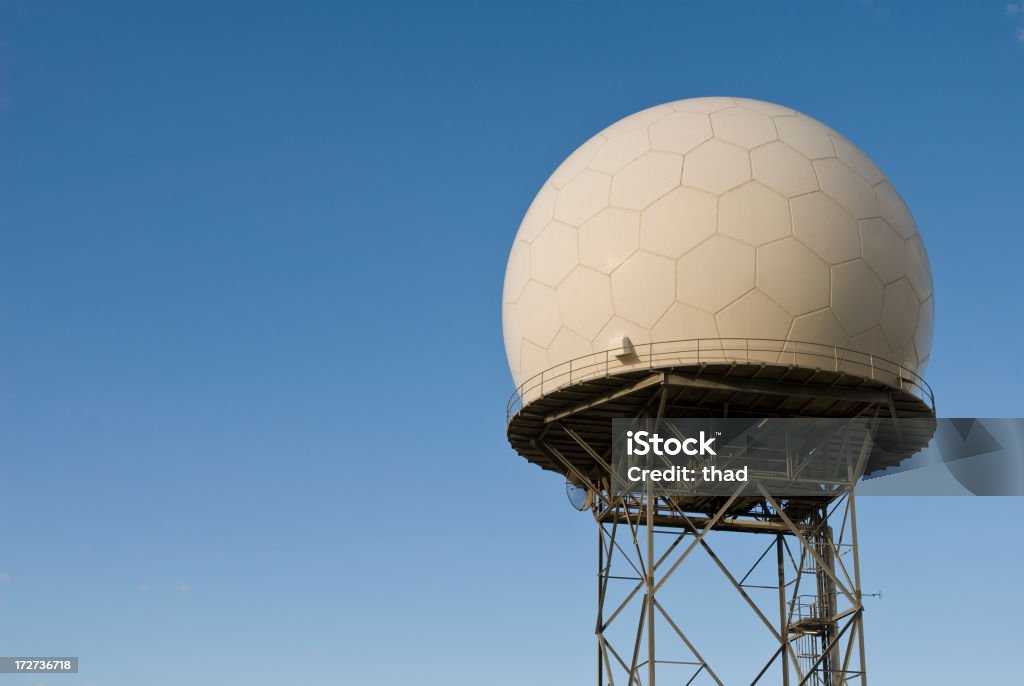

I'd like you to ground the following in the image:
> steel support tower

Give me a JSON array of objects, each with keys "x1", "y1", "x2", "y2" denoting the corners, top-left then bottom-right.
[{"x1": 507, "y1": 345, "x2": 935, "y2": 685}]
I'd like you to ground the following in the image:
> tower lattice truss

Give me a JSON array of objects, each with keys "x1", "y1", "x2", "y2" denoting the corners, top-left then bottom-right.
[{"x1": 538, "y1": 421, "x2": 870, "y2": 686}]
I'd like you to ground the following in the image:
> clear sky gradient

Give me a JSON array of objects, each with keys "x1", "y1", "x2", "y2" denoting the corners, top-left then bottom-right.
[{"x1": 1, "y1": 2, "x2": 1022, "y2": 684}]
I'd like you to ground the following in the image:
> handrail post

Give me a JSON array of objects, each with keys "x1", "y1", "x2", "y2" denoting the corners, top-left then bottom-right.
[{"x1": 869, "y1": 355, "x2": 874, "y2": 380}]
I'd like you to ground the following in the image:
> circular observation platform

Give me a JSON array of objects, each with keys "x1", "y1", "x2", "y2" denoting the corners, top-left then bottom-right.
[{"x1": 506, "y1": 338, "x2": 936, "y2": 496}]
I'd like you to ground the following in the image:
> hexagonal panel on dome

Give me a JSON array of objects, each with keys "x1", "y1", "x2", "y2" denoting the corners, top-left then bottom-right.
[
  {"x1": 593, "y1": 315, "x2": 652, "y2": 349},
  {"x1": 651, "y1": 302, "x2": 720, "y2": 344},
  {"x1": 848, "y1": 326, "x2": 894, "y2": 362},
  {"x1": 905, "y1": 235, "x2": 933, "y2": 301},
  {"x1": 640, "y1": 186, "x2": 717, "y2": 258},
  {"x1": 504, "y1": 240, "x2": 531, "y2": 303},
  {"x1": 750, "y1": 141, "x2": 819, "y2": 198},
  {"x1": 788, "y1": 308, "x2": 848, "y2": 349},
  {"x1": 549, "y1": 134, "x2": 606, "y2": 189},
  {"x1": 517, "y1": 280, "x2": 562, "y2": 347},
  {"x1": 554, "y1": 170, "x2": 611, "y2": 226},
  {"x1": 719, "y1": 182, "x2": 791, "y2": 246},
  {"x1": 682, "y1": 138, "x2": 750, "y2": 194},
  {"x1": 791, "y1": 191, "x2": 861, "y2": 264},
  {"x1": 557, "y1": 266, "x2": 615, "y2": 341},
  {"x1": 757, "y1": 238, "x2": 830, "y2": 316},
  {"x1": 881, "y1": 279, "x2": 920, "y2": 350},
  {"x1": 529, "y1": 221, "x2": 578, "y2": 287},
  {"x1": 711, "y1": 107, "x2": 777, "y2": 149},
  {"x1": 649, "y1": 111, "x2": 713, "y2": 154},
  {"x1": 774, "y1": 116, "x2": 837, "y2": 160},
  {"x1": 516, "y1": 183, "x2": 557, "y2": 242},
  {"x1": 610, "y1": 151, "x2": 683, "y2": 210},
  {"x1": 716, "y1": 290, "x2": 792, "y2": 341},
  {"x1": 588, "y1": 128, "x2": 650, "y2": 175},
  {"x1": 860, "y1": 218, "x2": 906, "y2": 284},
  {"x1": 832, "y1": 135, "x2": 885, "y2": 185},
  {"x1": 814, "y1": 158, "x2": 880, "y2": 219},
  {"x1": 652, "y1": 302, "x2": 725, "y2": 363},
  {"x1": 603, "y1": 105, "x2": 674, "y2": 135},
  {"x1": 875, "y1": 181, "x2": 917, "y2": 239},
  {"x1": 677, "y1": 235, "x2": 755, "y2": 313},
  {"x1": 579, "y1": 207, "x2": 640, "y2": 274},
  {"x1": 831, "y1": 260, "x2": 884, "y2": 337},
  {"x1": 548, "y1": 327, "x2": 594, "y2": 369},
  {"x1": 520, "y1": 340, "x2": 551, "y2": 382},
  {"x1": 611, "y1": 251, "x2": 676, "y2": 328}
]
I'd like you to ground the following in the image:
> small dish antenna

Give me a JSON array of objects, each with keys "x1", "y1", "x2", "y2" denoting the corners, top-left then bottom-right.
[{"x1": 565, "y1": 479, "x2": 593, "y2": 511}]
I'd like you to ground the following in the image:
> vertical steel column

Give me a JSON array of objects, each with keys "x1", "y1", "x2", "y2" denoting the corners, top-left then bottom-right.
[
  {"x1": 816, "y1": 510, "x2": 839, "y2": 686},
  {"x1": 849, "y1": 490, "x2": 867, "y2": 686},
  {"x1": 598, "y1": 523, "x2": 604, "y2": 686},
  {"x1": 646, "y1": 488, "x2": 655, "y2": 686},
  {"x1": 777, "y1": 533, "x2": 791, "y2": 686}
]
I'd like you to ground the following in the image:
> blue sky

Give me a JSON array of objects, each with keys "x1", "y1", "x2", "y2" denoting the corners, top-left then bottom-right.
[{"x1": 0, "y1": 2, "x2": 1022, "y2": 684}]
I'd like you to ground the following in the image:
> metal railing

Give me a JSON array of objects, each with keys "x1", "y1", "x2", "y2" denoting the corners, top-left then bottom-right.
[
  {"x1": 789, "y1": 593, "x2": 838, "y2": 626},
  {"x1": 506, "y1": 337, "x2": 934, "y2": 423}
]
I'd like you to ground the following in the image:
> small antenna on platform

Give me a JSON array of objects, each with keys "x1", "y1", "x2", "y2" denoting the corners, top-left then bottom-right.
[{"x1": 565, "y1": 479, "x2": 592, "y2": 511}]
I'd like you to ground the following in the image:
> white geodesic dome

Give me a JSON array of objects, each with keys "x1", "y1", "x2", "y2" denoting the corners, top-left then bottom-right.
[{"x1": 502, "y1": 97, "x2": 933, "y2": 395}]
